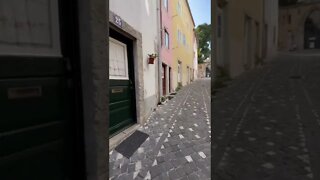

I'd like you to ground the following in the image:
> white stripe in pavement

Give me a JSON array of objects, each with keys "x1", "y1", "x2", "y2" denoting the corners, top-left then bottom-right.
[
  {"x1": 156, "y1": 137, "x2": 160, "y2": 143},
  {"x1": 304, "y1": 166, "x2": 311, "y2": 172},
  {"x1": 144, "y1": 171, "x2": 151, "y2": 180},
  {"x1": 194, "y1": 124, "x2": 198, "y2": 127},
  {"x1": 152, "y1": 159, "x2": 157, "y2": 166},
  {"x1": 134, "y1": 172, "x2": 139, "y2": 179},
  {"x1": 116, "y1": 153, "x2": 123, "y2": 160},
  {"x1": 179, "y1": 134, "x2": 184, "y2": 139},
  {"x1": 307, "y1": 173, "x2": 314, "y2": 179},
  {"x1": 189, "y1": 128, "x2": 194, "y2": 132},
  {"x1": 138, "y1": 147, "x2": 144, "y2": 154},
  {"x1": 185, "y1": 156, "x2": 193, "y2": 162},
  {"x1": 179, "y1": 126, "x2": 184, "y2": 129},
  {"x1": 198, "y1": 152, "x2": 206, "y2": 158},
  {"x1": 195, "y1": 135, "x2": 200, "y2": 139},
  {"x1": 135, "y1": 161, "x2": 142, "y2": 171}
]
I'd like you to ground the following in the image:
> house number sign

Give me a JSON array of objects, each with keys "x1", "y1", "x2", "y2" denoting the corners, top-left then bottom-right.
[{"x1": 114, "y1": 15, "x2": 123, "y2": 28}]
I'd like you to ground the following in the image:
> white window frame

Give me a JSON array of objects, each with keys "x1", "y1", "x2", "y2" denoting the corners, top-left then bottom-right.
[
  {"x1": 164, "y1": 0, "x2": 168, "y2": 11},
  {"x1": 165, "y1": 30, "x2": 169, "y2": 49},
  {"x1": 109, "y1": 37, "x2": 129, "y2": 80}
]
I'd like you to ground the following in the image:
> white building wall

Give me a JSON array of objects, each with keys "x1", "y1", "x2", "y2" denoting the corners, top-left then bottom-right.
[
  {"x1": 265, "y1": 0, "x2": 279, "y2": 60},
  {"x1": 110, "y1": 0, "x2": 159, "y2": 118}
]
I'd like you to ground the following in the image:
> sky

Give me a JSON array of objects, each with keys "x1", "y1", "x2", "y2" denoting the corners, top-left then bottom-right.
[{"x1": 188, "y1": 0, "x2": 211, "y2": 27}]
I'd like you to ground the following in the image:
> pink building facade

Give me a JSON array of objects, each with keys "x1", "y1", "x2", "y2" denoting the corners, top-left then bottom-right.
[{"x1": 160, "y1": 0, "x2": 173, "y2": 96}]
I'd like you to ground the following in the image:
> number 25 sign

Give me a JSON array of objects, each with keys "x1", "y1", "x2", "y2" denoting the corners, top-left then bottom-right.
[{"x1": 114, "y1": 15, "x2": 122, "y2": 28}]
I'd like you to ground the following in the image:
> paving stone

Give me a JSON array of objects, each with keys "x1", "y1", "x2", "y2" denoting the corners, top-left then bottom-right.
[
  {"x1": 168, "y1": 169, "x2": 180, "y2": 180},
  {"x1": 150, "y1": 165, "x2": 163, "y2": 178},
  {"x1": 110, "y1": 80, "x2": 211, "y2": 179}
]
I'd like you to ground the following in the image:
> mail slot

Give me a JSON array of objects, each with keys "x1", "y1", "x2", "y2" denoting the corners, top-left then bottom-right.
[
  {"x1": 112, "y1": 88, "x2": 124, "y2": 93},
  {"x1": 8, "y1": 86, "x2": 42, "y2": 99}
]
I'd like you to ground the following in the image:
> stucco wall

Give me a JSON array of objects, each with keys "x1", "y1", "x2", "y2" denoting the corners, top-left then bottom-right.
[
  {"x1": 110, "y1": 0, "x2": 159, "y2": 119},
  {"x1": 216, "y1": 0, "x2": 264, "y2": 78}
]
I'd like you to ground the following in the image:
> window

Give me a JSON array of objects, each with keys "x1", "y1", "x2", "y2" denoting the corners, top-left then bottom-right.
[
  {"x1": 177, "y1": 30, "x2": 181, "y2": 43},
  {"x1": 109, "y1": 37, "x2": 129, "y2": 80},
  {"x1": 183, "y1": 34, "x2": 186, "y2": 46},
  {"x1": 177, "y1": 1, "x2": 182, "y2": 16},
  {"x1": 164, "y1": 0, "x2": 168, "y2": 11},
  {"x1": 165, "y1": 30, "x2": 169, "y2": 49}
]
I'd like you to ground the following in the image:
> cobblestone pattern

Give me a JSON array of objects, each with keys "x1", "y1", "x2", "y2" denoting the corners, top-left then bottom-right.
[
  {"x1": 109, "y1": 79, "x2": 211, "y2": 180},
  {"x1": 212, "y1": 53, "x2": 320, "y2": 180}
]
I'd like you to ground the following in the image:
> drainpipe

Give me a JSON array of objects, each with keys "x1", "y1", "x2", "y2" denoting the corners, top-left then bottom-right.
[{"x1": 157, "y1": 0, "x2": 163, "y2": 102}]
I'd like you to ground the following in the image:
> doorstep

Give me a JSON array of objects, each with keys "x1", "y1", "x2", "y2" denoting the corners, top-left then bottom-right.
[{"x1": 109, "y1": 124, "x2": 140, "y2": 151}]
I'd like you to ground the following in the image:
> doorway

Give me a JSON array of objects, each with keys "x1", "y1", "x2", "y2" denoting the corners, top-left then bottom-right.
[
  {"x1": 304, "y1": 10, "x2": 320, "y2": 49},
  {"x1": 169, "y1": 67, "x2": 171, "y2": 93},
  {"x1": 162, "y1": 63, "x2": 167, "y2": 96},
  {"x1": 109, "y1": 28, "x2": 137, "y2": 136}
]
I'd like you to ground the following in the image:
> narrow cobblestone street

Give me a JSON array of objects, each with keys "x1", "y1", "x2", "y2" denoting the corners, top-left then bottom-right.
[
  {"x1": 109, "y1": 79, "x2": 211, "y2": 180},
  {"x1": 213, "y1": 52, "x2": 320, "y2": 180}
]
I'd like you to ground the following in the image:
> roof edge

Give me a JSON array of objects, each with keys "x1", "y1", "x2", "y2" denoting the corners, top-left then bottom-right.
[{"x1": 185, "y1": 0, "x2": 196, "y2": 27}]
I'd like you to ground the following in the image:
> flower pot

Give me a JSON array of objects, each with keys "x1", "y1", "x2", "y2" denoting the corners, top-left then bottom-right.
[{"x1": 148, "y1": 57, "x2": 155, "y2": 64}]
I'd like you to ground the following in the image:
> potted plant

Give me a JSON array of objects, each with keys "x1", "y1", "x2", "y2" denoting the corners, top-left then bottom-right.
[{"x1": 148, "y1": 53, "x2": 158, "y2": 64}]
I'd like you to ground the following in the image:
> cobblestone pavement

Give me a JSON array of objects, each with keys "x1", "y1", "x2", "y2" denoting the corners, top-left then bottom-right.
[
  {"x1": 213, "y1": 52, "x2": 320, "y2": 180},
  {"x1": 109, "y1": 78, "x2": 211, "y2": 180}
]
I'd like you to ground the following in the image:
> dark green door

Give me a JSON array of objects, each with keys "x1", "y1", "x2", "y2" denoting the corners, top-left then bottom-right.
[
  {"x1": 109, "y1": 28, "x2": 136, "y2": 136},
  {"x1": 0, "y1": 1, "x2": 80, "y2": 179}
]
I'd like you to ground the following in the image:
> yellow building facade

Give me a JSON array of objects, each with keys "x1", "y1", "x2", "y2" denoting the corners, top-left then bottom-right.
[{"x1": 171, "y1": 0, "x2": 196, "y2": 90}]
